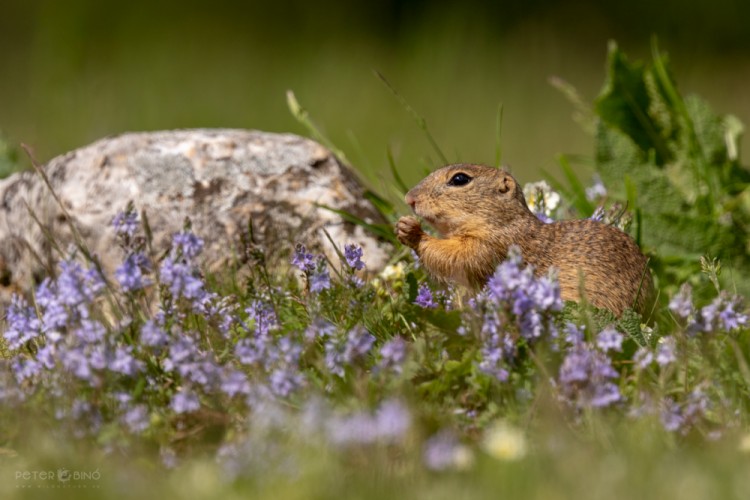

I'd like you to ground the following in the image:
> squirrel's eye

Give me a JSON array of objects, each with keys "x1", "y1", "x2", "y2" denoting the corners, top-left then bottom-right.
[{"x1": 448, "y1": 173, "x2": 472, "y2": 186}]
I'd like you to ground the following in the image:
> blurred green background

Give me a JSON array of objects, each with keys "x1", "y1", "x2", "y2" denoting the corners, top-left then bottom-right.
[{"x1": 1, "y1": 0, "x2": 749, "y2": 190}]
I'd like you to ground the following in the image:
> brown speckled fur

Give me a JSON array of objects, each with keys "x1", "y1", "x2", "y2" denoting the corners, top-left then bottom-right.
[{"x1": 396, "y1": 164, "x2": 653, "y2": 316}]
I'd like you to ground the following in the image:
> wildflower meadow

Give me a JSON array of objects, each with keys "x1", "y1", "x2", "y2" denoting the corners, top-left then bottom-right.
[{"x1": 2, "y1": 43, "x2": 750, "y2": 500}]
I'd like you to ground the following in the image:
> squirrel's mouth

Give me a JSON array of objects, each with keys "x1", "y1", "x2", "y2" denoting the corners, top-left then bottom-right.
[
  {"x1": 412, "y1": 204, "x2": 450, "y2": 236},
  {"x1": 418, "y1": 213, "x2": 450, "y2": 237}
]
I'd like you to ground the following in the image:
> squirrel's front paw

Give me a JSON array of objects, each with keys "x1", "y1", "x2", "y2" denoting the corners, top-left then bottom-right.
[{"x1": 396, "y1": 216, "x2": 424, "y2": 249}]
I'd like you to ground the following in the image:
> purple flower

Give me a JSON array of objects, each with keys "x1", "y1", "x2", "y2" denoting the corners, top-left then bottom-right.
[
  {"x1": 74, "y1": 319, "x2": 106, "y2": 344},
  {"x1": 669, "y1": 283, "x2": 693, "y2": 319},
  {"x1": 36, "y1": 344, "x2": 56, "y2": 369},
  {"x1": 478, "y1": 331, "x2": 511, "y2": 382},
  {"x1": 590, "y1": 207, "x2": 605, "y2": 222},
  {"x1": 186, "y1": 360, "x2": 221, "y2": 388},
  {"x1": 718, "y1": 298, "x2": 748, "y2": 331},
  {"x1": 88, "y1": 345, "x2": 107, "y2": 371},
  {"x1": 344, "y1": 326, "x2": 375, "y2": 361},
  {"x1": 11, "y1": 356, "x2": 42, "y2": 382},
  {"x1": 325, "y1": 326, "x2": 375, "y2": 377},
  {"x1": 415, "y1": 284, "x2": 438, "y2": 309},
  {"x1": 535, "y1": 212, "x2": 554, "y2": 224},
  {"x1": 56, "y1": 260, "x2": 105, "y2": 307},
  {"x1": 479, "y1": 348, "x2": 510, "y2": 382},
  {"x1": 634, "y1": 347, "x2": 653, "y2": 369},
  {"x1": 122, "y1": 405, "x2": 150, "y2": 434},
  {"x1": 305, "y1": 317, "x2": 337, "y2": 342},
  {"x1": 220, "y1": 370, "x2": 251, "y2": 397},
  {"x1": 379, "y1": 337, "x2": 407, "y2": 373},
  {"x1": 655, "y1": 337, "x2": 677, "y2": 366},
  {"x1": 373, "y1": 400, "x2": 411, "y2": 440},
  {"x1": 481, "y1": 247, "x2": 562, "y2": 341},
  {"x1": 596, "y1": 326, "x2": 624, "y2": 352},
  {"x1": 309, "y1": 267, "x2": 331, "y2": 293},
  {"x1": 530, "y1": 276, "x2": 562, "y2": 311},
  {"x1": 661, "y1": 399, "x2": 683, "y2": 432},
  {"x1": 60, "y1": 348, "x2": 94, "y2": 382},
  {"x1": 275, "y1": 336, "x2": 302, "y2": 366},
  {"x1": 164, "y1": 337, "x2": 198, "y2": 372},
  {"x1": 661, "y1": 389, "x2": 709, "y2": 434},
  {"x1": 110, "y1": 346, "x2": 143, "y2": 376},
  {"x1": 558, "y1": 342, "x2": 621, "y2": 409},
  {"x1": 585, "y1": 175, "x2": 607, "y2": 201},
  {"x1": 291, "y1": 244, "x2": 316, "y2": 272},
  {"x1": 344, "y1": 244, "x2": 365, "y2": 271},
  {"x1": 590, "y1": 382, "x2": 622, "y2": 407},
  {"x1": 141, "y1": 320, "x2": 168, "y2": 347},
  {"x1": 268, "y1": 367, "x2": 304, "y2": 397},
  {"x1": 235, "y1": 337, "x2": 268, "y2": 366},
  {"x1": 423, "y1": 431, "x2": 464, "y2": 471},
  {"x1": 172, "y1": 231, "x2": 204, "y2": 261},
  {"x1": 4, "y1": 295, "x2": 42, "y2": 350},
  {"x1": 327, "y1": 400, "x2": 411, "y2": 446},
  {"x1": 171, "y1": 389, "x2": 200, "y2": 414},
  {"x1": 564, "y1": 323, "x2": 585, "y2": 345},
  {"x1": 159, "y1": 257, "x2": 206, "y2": 301},
  {"x1": 700, "y1": 299, "x2": 721, "y2": 332},
  {"x1": 115, "y1": 252, "x2": 152, "y2": 292},
  {"x1": 112, "y1": 211, "x2": 139, "y2": 238},
  {"x1": 245, "y1": 300, "x2": 278, "y2": 337}
]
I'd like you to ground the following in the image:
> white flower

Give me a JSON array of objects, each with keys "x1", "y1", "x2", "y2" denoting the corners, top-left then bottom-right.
[
  {"x1": 523, "y1": 181, "x2": 560, "y2": 216},
  {"x1": 380, "y1": 262, "x2": 405, "y2": 282}
]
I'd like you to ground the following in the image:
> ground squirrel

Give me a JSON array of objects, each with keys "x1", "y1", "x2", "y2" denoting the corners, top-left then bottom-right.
[{"x1": 396, "y1": 164, "x2": 653, "y2": 316}]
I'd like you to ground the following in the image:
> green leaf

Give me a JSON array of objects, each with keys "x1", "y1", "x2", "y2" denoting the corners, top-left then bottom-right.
[
  {"x1": 406, "y1": 272, "x2": 419, "y2": 303},
  {"x1": 595, "y1": 41, "x2": 671, "y2": 165}
]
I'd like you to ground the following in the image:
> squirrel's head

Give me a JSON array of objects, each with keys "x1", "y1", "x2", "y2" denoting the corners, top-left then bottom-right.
[{"x1": 404, "y1": 164, "x2": 535, "y2": 236}]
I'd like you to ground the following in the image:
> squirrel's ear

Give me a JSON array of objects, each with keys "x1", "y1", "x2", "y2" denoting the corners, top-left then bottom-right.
[{"x1": 498, "y1": 172, "x2": 516, "y2": 194}]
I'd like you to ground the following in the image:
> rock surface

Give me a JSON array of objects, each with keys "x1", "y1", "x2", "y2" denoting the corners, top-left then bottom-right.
[{"x1": 0, "y1": 129, "x2": 391, "y2": 297}]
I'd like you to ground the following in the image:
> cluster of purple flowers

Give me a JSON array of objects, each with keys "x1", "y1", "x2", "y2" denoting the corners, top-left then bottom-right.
[
  {"x1": 414, "y1": 283, "x2": 438, "y2": 309},
  {"x1": 324, "y1": 325, "x2": 376, "y2": 378},
  {"x1": 557, "y1": 325, "x2": 622, "y2": 410},
  {"x1": 634, "y1": 336, "x2": 677, "y2": 369},
  {"x1": 234, "y1": 299, "x2": 303, "y2": 397},
  {"x1": 378, "y1": 337, "x2": 407, "y2": 374},
  {"x1": 468, "y1": 246, "x2": 562, "y2": 381},
  {"x1": 5, "y1": 258, "x2": 140, "y2": 389},
  {"x1": 326, "y1": 399, "x2": 411, "y2": 446},
  {"x1": 669, "y1": 283, "x2": 748, "y2": 334},
  {"x1": 291, "y1": 244, "x2": 331, "y2": 293},
  {"x1": 484, "y1": 246, "x2": 562, "y2": 340},
  {"x1": 1, "y1": 212, "x2": 266, "y2": 438},
  {"x1": 422, "y1": 430, "x2": 467, "y2": 471},
  {"x1": 660, "y1": 388, "x2": 710, "y2": 434},
  {"x1": 112, "y1": 210, "x2": 139, "y2": 239},
  {"x1": 6, "y1": 201, "x2": 750, "y2": 475}
]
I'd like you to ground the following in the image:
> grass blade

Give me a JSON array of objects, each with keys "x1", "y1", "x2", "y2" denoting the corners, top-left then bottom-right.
[{"x1": 373, "y1": 70, "x2": 448, "y2": 164}]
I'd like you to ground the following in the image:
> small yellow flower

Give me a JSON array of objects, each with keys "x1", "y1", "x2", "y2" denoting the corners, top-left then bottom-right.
[
  {"x1": 739, "y1": 433, "x2": 750, "y2": 453},
  {"x1": 482, "y1": 421, "x2": 527, "y2": 461}
]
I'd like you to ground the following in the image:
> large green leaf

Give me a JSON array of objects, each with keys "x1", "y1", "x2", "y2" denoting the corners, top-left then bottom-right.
[{"x1": 595, "y1": 42, "x2": 672, "y2": 165}]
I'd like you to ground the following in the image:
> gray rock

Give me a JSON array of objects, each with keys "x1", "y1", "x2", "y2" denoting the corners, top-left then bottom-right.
[{"x1": 0, "y1": 129, "x2": 391, "y2": 297}]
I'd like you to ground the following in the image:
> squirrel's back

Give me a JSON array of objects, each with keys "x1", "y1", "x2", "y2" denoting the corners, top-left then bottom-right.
[{"x1": 533, "y1": 219, "x2": 652, "y2": 315}]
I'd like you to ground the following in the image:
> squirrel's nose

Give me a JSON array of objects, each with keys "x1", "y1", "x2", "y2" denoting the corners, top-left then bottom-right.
[{"x1": 405, "y1": 191, "x2": 416, "y2": 209}]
